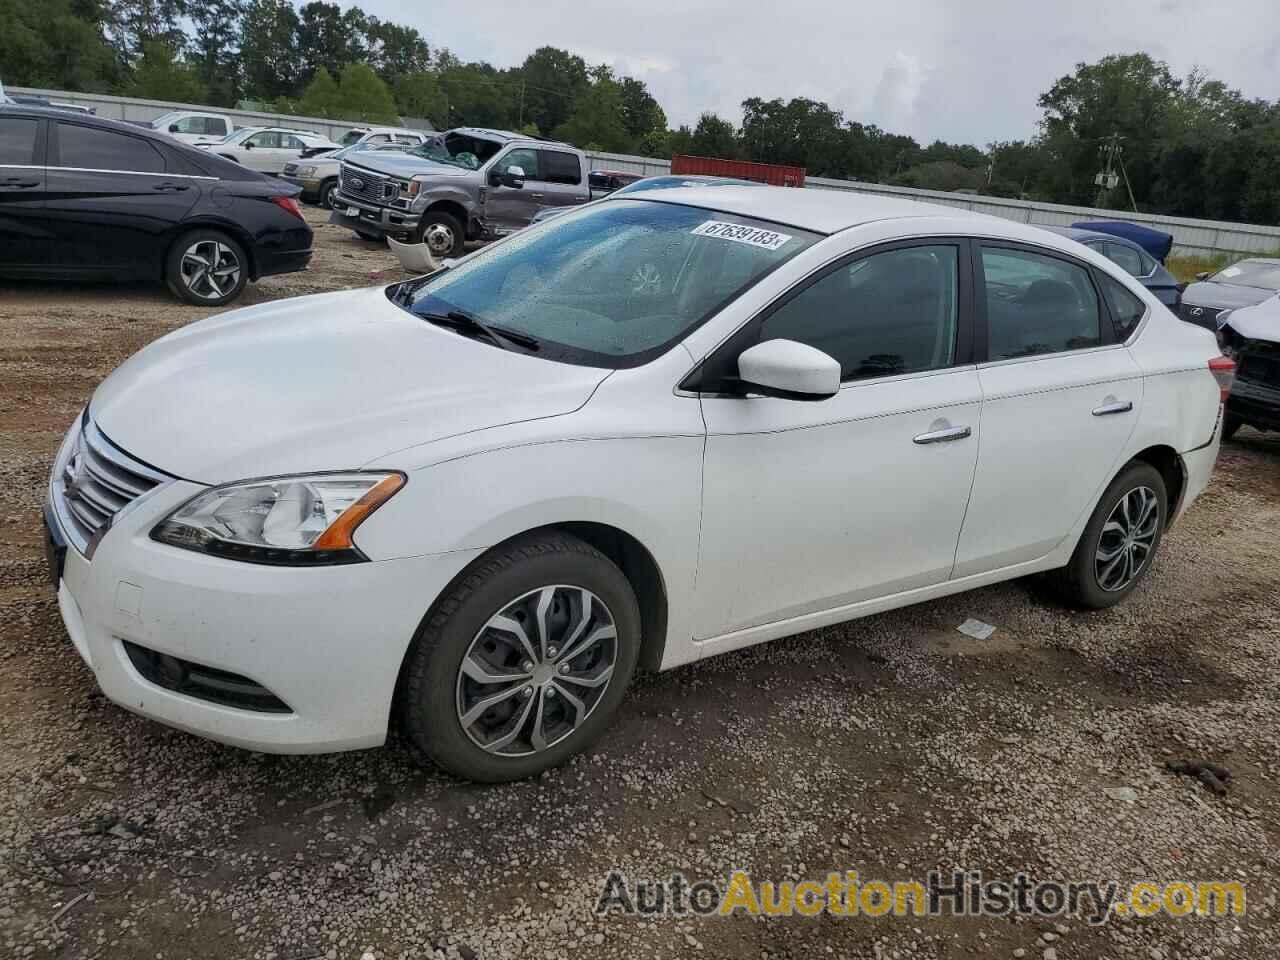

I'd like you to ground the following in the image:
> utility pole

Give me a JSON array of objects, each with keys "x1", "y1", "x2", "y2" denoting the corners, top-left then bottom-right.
[
  {"x1": 1094, "y1": 133, "x2": 1127, "y2": 209},
  {"x1": 518, "y1": 80, "x2": 525, "y2": 128}
]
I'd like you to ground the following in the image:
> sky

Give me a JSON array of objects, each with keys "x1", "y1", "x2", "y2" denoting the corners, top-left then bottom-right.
[{"x1": 364, "y1": 0, "x2": 1280, "y2": 146}]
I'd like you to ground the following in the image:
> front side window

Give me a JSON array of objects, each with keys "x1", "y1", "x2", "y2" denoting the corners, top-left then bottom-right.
[
  {"x1": 247, "y1": 131, "x2": 280, "y2": 149},
  {"x1": 981, "y1": 247, "x2": 1101, "y2": 360},
  {"x1": 0, "y1": 118, "x2": 38, "y2": 165},
  {"x1": 759, "y1": 245, "x2": 959, "y2": 382},
  {"x1": 390, "y1": 200, "x2": 819, "y2": 368},
  {"x1": 1098, "y1": 273, "x2": 1147, "y2": 340},
  {"x1": 497, "y1": 148, "x2": 540, "y2": 180},
  {"x1": 208, "y1": 118, "x2": 229, "y2": 137},
  {"x1": 172, "y1": 116, "x2": 204, "y2": 134},
  {"x1": 409, "y1": 133, "x2": 501, "y2": 171},
  {"x1": 56, "y1": 123, "x2": 165, "y2": 173},
  {"x1": 541, "y1": 150, "x2": 582, "y2": 185}
]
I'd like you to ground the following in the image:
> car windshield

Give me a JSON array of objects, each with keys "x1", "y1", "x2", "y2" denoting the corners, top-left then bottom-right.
[
  {"x1": 388, "y1": 199, "x2": 820, "y2": 368},
  {"x1": 409, "y1": 133, "x2": 503, "y2": 171},
  {"x1": 340, "y1": 130, "x2": 366, "y2": 146},
  {"x1": 1211, "y1": 260, "x2": 1280, "y2": 290}
]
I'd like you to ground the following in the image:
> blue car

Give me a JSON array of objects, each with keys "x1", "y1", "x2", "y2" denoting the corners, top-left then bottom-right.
[{"x1": 1041, "y1": 226, "x2": 1181, "y2": 308}]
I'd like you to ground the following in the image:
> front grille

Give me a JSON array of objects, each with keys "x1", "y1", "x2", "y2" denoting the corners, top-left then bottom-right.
[
  {"x1": 339, "y1": 163, "x2": 399, "y2": 205},
  {"x1": 1180, "y1": 302, "x2": 1222, "y2": 330},
  {"x1": 52, "y1": 419, "x2": 171, "y2": 556},
  {"x1": 1238, "y1": 343, "x2": 1280, "y2": 386}
]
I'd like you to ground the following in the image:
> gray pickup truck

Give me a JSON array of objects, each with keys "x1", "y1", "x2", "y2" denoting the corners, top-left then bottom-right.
[{"x1": 329, "y1": 127, "x2": 590, "y2": 257}]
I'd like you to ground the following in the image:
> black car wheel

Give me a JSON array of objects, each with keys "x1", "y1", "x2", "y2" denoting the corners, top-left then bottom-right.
[
  {"x1": 319, "y1": 179, "x2": 338, "y2": 210},
  {"x1": 165, "y1": 230, "x2": 248, "y2": 306},
  {"x1": 416, "y1": 211, "x2": 465, "y2": 258}
]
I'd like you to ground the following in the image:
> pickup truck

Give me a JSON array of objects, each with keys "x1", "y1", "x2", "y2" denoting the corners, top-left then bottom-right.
[{"x1": 329, "y1": 127, "x2": 590, "y2": 257}]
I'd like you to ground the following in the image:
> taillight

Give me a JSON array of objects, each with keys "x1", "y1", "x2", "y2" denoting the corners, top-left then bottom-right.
[
  {"x1": 271, "y1": 196, "x2": 304, "y2": 220},
  {"x1": 1208, "y1": 355, "x2": 1236, "y2": 402}
]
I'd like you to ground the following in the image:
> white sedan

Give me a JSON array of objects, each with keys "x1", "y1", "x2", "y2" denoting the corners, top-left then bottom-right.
[
  {"x1": 45, "y1": 188, "x2": 1231, "y2": 781},
  {"x1": 197, "y1": 126, "x2": 340, "y2": 174}
]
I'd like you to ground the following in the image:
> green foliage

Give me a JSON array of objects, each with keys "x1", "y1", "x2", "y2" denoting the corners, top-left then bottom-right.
[
  {"x1": 890, "y1": 160, "x2": 984, "y2": 192},
  {"x1": 553, "y1": 68, "x2": 631, "y2": 153},
  {"x1": 688, "y1": 113, "x2": 740, "y2": 159},
  {"x1": 239, "y1": 0, "x2": 302, "y2": 102},
  {"x1": 394, "y1": 71, "x2": 447, "y2": 127},
  {"x1": 188, "y1": 0, "x2": 246, "y2": 107},
  {"x1": 519, "y1": 46, "x2": 589, "y2": 134},
  {"x1": 1, "y1": 0, "x2": 122, "y2": 92},
  {"x1": 296, "y1": 66, "x2": 340, "y2": 117},
  {"x1": 131, "y1": 39, "x2": 206, "y2": 103},
  {"x1": 333, "y1": 62, "x2": 398, "y2": 123}
]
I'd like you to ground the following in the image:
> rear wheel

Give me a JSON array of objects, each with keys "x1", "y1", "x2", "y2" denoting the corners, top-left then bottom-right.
[
  {"x1": 416, "y1": 210, "x2": 465, "y2": 258},
  {"x1": 164, "y1": 230, "x2": 248, "y2": 306},
  {"x1": 319, "y1": 179, "x2": 338, "y2": 210},
  {"x1": 399, "y1": 532, "x2": 640, "y2": 782},
  {"x1": 1055, "y1": 462, "x2": 1166, "y2": 609}
]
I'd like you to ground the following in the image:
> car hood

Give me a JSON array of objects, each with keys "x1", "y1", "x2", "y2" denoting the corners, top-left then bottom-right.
[
  {"x1": 1181, "y1": 281, "x2": 1275, "y2": 311},
  {"x1": 1223, "y1": 294, "x2": 1280, "y2": 343},
  {"x1": 344, "y1": 153, "x2": 472, "y2": 179},
  {"x1": 89, "y1": 288, "x2": 609, "y2": 485}
]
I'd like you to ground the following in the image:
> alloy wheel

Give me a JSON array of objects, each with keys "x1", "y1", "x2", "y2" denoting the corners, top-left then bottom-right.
[
  {"x1": 1094, "y1": 485, "x2": 1159, "y2": 592},
  {"x1": 456, "y1": 585, "x2": 617, "y2": 757},
  {"x1": 423, "y1": 222, "x2": 456, "y2": 255},
  {"x1": 180, "y1": 240, "x2": 242, "y2": 300}
]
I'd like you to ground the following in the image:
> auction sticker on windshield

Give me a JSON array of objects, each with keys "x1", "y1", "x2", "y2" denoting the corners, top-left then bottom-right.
[{"x1": 691, "y1": 220, "x2": 793, "y2": 251}]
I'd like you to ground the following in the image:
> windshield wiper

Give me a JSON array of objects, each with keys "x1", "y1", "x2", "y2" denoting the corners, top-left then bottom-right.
[{"x1": 419, "y1": 309, "x2": 540, "y2": 351}]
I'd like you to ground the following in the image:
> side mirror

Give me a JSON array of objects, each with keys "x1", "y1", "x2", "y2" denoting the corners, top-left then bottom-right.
[
  {"x1": 736, "y1": 339, "x2": 840, "y2": 401},
  {"x1": 492, "y1": 165, "x2": 525, "y2": 189},
  {"x1": 168, "y1": 124, "x2": 180, "y2": 133},
  {"x1": 1195, "y1": 271, "x2": 1210, "y2": 281}
]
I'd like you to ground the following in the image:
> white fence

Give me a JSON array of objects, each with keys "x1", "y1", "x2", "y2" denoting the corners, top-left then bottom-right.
[
  {"x1": 9, "y1": 87, "x2": 434, "y2": 144},
  {"x1": 585, "y1": 152, "x2": 1280, "y2": 258},
  {"x1": 11, "y1": 88, "x2": 1279, "y2": 256}
]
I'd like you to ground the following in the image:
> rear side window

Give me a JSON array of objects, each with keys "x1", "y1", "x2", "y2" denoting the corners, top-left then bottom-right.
[
  {"x1": 981, "y1": 247, "x2": 1101, "y2": 360},
  {"x1": 541, "y1": 150, "x2": 582, "y2": 185},
  {"x1": 760, "y1": 245, "x2": 960, "y2": 382},
  {"x1": 0, "y1": 118, "x2": 39, "y2": 164},
  {"x1": 1098, "y1": 273, "x2": 1147, "y2": 340},
  {"x1": 56, "y1": 123, "x2": 165, "y2": 173}
]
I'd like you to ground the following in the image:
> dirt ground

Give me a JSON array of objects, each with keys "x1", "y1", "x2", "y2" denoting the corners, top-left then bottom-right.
[{"x1": 2, "y1": 207, "x2": 1279, "y2": 959}]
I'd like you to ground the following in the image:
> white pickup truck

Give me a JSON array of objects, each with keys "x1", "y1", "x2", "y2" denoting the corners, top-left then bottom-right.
[{"x1": 146, "y1": 110, "x2": 237, "y2": 144}]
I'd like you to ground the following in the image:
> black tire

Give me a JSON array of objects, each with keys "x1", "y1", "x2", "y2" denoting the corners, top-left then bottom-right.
[
  {"x1": 164, "y1": 229, "x2": 249, "y2": 306},
  {"x1": 319, "y1": 179, "x2": 338, "y2": 210},
  {"x1": 415, "y1": 210, "x2": 465, "y2": 258},
  {"x1": 399, "y1": 532, "x2": 641, "y2": 782},
  {"x1": 1055, "y1": 461, "x2": 1167, "y2": 609},
  {"x1": 1222, "y1": 415, "x2": 1243, "y2": 441}
]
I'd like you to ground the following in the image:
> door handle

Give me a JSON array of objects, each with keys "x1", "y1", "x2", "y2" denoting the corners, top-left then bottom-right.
[
  {"x1": 913, "y1": 425, "x2": 972, "y2": 444},
  {"x1": 152, "y1": 183, "x2": 190, "y2": 192},
  {"x1": 1092, "y1": 400, "x2": 1133, "y2": 416},
  {"x1": 529, "y1": 192, "x2": 544, "y2": 200},
  {"x1": 3, "y1": 177, "x2": 40, "y2": 188}
]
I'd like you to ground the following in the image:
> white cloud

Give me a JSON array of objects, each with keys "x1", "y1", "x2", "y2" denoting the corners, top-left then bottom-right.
[{"x1": 358, "y1": 0, "x2": 1280, "y2": 145}]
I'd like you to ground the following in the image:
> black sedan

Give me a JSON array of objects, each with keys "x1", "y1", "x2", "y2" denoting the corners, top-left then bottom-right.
[
  {"x1": 1178, "y1": 258, "x2": 1280, "y2": 332},
  {"x1": 0, "y1": 106, "x2": 312, "y2": 305}
]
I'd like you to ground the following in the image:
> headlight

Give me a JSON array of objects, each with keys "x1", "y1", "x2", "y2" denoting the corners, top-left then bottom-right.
[
  {"x1": 152, "y1": 472, "x2": 404, "y2": 565},
  {"x1": 296, "y1": 165, "x2": 318, "y2": 177}
]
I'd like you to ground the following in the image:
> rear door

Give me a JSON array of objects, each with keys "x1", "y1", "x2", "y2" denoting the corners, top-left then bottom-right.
[
  {"x1": 953, "y1": 243, "x2": 1143, "y2": 577},
  {"x1": 240, "y1": 131, "x2": 281, "y2": 172},
  {"x1": 538, "y1": 149, "x2": 590, "y2": 210},
  {"x1": 0, "y1": 115, "x2": 48, "y2": 269},
  {"x1": 44, "y1": 121, "x2": 201, "y2": 274}
]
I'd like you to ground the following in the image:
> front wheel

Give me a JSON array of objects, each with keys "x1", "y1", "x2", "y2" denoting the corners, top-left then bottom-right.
[
  {"x1": 399, "y1": 532, "x2": 640, "y2": 782},
  {"x1": 1055, "y1": 462, "x2": 1167, "y2": 609},
  {"x1": 319, "y1": 179, "x2": 338, "y2": 210},
  {"x1": 416, "y1": 210, "x2": 465, "y2": 258},
  {"x1": 164, "y1": 230, "x2": 248, "y2": 306}
]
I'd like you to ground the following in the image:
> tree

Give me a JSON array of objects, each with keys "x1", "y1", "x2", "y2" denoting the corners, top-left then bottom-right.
[
  {"x1": 438, "y1": 60, "x2": 515, "y2": 129},
  {"x1": 188, "y1": 0, "x2": 245, "y2": 106},
  {"x1": 239, "y1": 0, "x2": 302, "y2": 102},
  {"x1": 394, "y1": 71, "x2": 446, "y2": 127},
  {"x1": 333, "y1": 62, "x2": 398, "y2": 123},
  {"x1": 618, "y1": 76, "x2": 666, "y2": 143},
  {"x1": 553, "y1": 67, "x2": 630, "y2": 152},
  {"x1": 295, "y1": 1, "x2": 367, "y2": 81},
  {"x1": 131, "y1": 38, "x2": 206, "y2": 102},
  {"x1": 516, "y1": 46, "x2": 589, "y2": 134},
  {"x1": 295, "y1": 66, "x2": 339, "y2": 117},
  {"x1": 366, "y1": 19, "x2": 429, "y2": 84},
  {"x1": 688, "y1": 113, "x2": 740, "y2": 159},
  {"x1": 110, "y1": 0, "x2": 188, "y2": 60},
  {"x1": 0, "y1": 0, "x2": 122, "y2": 91}
]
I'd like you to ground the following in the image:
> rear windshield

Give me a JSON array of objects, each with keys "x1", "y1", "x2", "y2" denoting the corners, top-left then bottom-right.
[{"x1": 388, "y1": 199, "x2": 820, "y2": 368}]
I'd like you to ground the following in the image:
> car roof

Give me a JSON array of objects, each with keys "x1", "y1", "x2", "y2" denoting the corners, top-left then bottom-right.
[
  {"x1": 447, "y1": 126, "x2": 575, "y2": 149},
  {"x1": 623, "y1": 185, "x2": 991, "y2": 235},
  {"x1": 0, "y1": 104, "x2": 178, "y2": 144}
]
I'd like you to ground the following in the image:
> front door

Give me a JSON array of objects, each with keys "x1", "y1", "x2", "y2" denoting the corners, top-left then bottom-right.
[
  {"x1": 485, "y1": 147, "x2": 543, "y2": 234},
  {"x1": 693, "y1": 241, "x2": 982, "y2": 643},
  {"x1": 44, "y1": 120, "x2": 200, "y2": 274},
  {"x1": 0, "y1": 115, "x2": 48, "y2": 270},
  {"x1": 953, "y1": 243, "x2": 1143, "y2": 577}
]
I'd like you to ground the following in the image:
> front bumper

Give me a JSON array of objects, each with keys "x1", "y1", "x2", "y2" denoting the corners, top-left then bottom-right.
[
  {"x1": 1227, "y1": 383, "x2": 1280, "y2": 430},
  {"x1": 48, "y1": 478, "x2": 480, "y2": 754},
  {"x1": 280, "y1": 174, "x2": 323, "y2": 200},
  {"x1": 329, "y1": 193, "x2": 421, "y2": 239}
]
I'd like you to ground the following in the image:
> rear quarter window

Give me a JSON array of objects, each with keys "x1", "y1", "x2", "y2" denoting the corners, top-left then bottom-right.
[{"x1": 1098, "y1": 273, "x2": 1148, "y2": 340}]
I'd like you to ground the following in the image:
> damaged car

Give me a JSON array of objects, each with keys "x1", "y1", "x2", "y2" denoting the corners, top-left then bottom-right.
[
  {"x1": 1216, "y1": 294, "x2": 1280, "y2": 438},
  {"x1": 1179, "y1": 258, "x2": 1280, "y2": 331}
]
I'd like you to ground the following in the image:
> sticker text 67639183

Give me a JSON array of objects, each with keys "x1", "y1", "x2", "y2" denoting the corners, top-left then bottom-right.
[{"x1": 691, "y1": 221, "x2": 793, "y2": 252}]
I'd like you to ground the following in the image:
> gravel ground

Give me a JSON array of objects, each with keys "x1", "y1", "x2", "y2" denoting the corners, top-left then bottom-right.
[{"x1": 2, "y1": 207, "x2": 1279, "y2": 959}]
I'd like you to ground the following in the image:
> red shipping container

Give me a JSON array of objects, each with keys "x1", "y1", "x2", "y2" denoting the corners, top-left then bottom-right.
[{"x1": 670, "y1": 154, "x2": 806, "y2": 187}]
